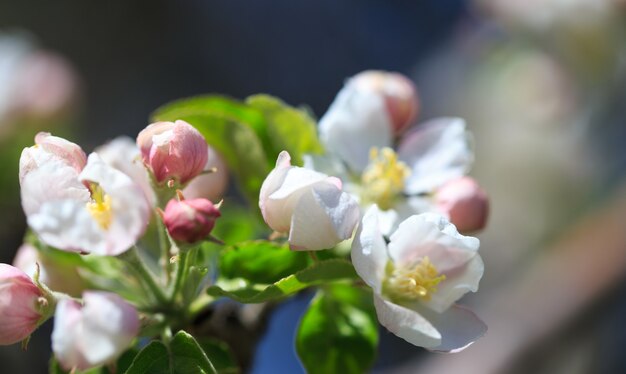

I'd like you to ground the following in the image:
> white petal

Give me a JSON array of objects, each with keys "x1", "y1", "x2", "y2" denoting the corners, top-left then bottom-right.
[
  {"x1": 424, "y1": 255, "x2": 484, "y2": 313},
  {"x1": 20, "y1": 152, "x2": 89, "y2": 216},
  {"x1": 28, "y1": 199, "x2": 105, "y2": 254},
  {"x1": 52, "y1": 299, "x2": 88, "y2": 370},
  {"x1": 373, "y1": 294, "x2": 441, "y2": 348},
  {"x1": 288, "y1": 181, "x2": 359, "y2": 251},
  {"x1": 302, "y1": 153, "x2": 349, "y2": 180},
  {"x1": 319, "y1": 85, "x2": 392, "y2": 173},
  {"x1": 398, "y1": 117, "x2": 473, "y2": 194},
  {"x1": 96, "y1": 137, "x2": 156, "y2": 206},
  {"x1": 80, "y1": 153, "x2": 151, "y2": 255},
  {"x1": 81, "y1": 291, "x2": 139, "y2": 366},
  {"x1": 377, "y1": 196, "x2": 436, "y2": 237},
  {"x1": 419, "y1": 304, "x2": 487, "y2": 353},
  {"x1": 388, "y1": 213, "x2": 479, "y2": 268},
  {"x1": 351, "y1": 206, "x2": 388, "y2": 293}
]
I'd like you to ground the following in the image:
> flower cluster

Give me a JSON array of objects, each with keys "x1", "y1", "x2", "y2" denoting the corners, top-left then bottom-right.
[{"x1": 0, "y1": 70, "x2": 489, "y2": 373}]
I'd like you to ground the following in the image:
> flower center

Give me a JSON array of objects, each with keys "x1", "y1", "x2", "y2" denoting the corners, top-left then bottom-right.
[
  {"x1": 385, "y1": 257, "x2": 446, "y2": 302},
  {"x1": 360, "y1": 147, "x2": 410, "y2": 210},
  {"x1": 86, "y1": 183, "x2": 113, "y2": 230}
]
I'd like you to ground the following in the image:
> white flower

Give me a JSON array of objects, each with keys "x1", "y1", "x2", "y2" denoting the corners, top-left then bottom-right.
[
  {"x1": 351, "y1": 206, "x2": 486, "y2": 351},
  {"x1": 20, "y1": 134, "x2": 151, "y2": 256},
  {"x1": 52, "y1": 291, "x2": 139, "y2": 371},
  {"x1": 259, "y1": 151, "x2": 360, "y2": 251}
]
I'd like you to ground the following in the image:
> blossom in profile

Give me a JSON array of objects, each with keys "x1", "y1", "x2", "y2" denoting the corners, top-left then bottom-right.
[
  {"x1": 260, "y1": 151, "x2": 360, "y2": 251},
  {"x1": 351, "y1": 206, "x2": 486, "y2": 351},
  {"x1": 20, "y1": 133, "x2": 151, "y2": 256},
  {"x1": 52, "y1": 291, "x2": 139, "y2": 371},
  {"x1": 163, "y1": 197, "x2": 221, "y2": 244},
  {"x1": 137, "y1": 120, "x2": 208, "y2": 185},
  {"x1": 0, "y1": 264, "x2": 50, "y2": 345}
]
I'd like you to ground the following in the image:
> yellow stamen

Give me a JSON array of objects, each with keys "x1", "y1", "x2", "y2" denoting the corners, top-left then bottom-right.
[
  {"x1": 86, "y1": 183, "x2": 113, "y2": 230},
  {"x1": 386, "y1": 257, "x2": 446, "y2": 302},
  {"x1": 361, "y1": 147, "x2": 410, "y2": 210}
]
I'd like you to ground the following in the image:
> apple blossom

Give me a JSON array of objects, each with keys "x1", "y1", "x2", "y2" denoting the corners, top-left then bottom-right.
[
  {"x1": 20, "y1": 135, "x2": 151, "y2": 256},
  {"x1": 183, "y1": 146, "x2": 229, "y2": 201},
  {"x1": 435, "y1": 177, "x2": 489, "y2": 233},
  {"x1": 163, "y1": 197, "x2": 221, "y2": 243},
  {"x1": 137, "y1": 120, "x2": 208, "y2": 185},
  {"x1": 52, "y1": 291, "x2": 139, "y2": 371},
  {"x1": 259, "y1": 151, "x2": 360, "y2": 251},
  {"x1": 351, "y1": 206, "x2": 486, "y2": 351},
  {"x1": 0, "y1": 264, "x2": 52, "y2": 345}
]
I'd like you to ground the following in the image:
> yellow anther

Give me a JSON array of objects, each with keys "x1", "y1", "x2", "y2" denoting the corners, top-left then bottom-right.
[
  {"x1": 86, "y1": 183, "x2": 113, "y2": 230},
  {"x1": 361, "y1": 147, "x2": 410, "y2": 210},
  {"x1": 386, "y1": 257, "x2": 446, "y2": 302}
]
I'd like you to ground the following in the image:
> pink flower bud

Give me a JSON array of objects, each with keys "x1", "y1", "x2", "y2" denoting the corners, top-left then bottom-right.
[
  {"x1": 163, "y1": 198, "x2": 221, "y2": 243},
  {"x1": 435, "y1": 177, "x2": 489, "y2": 233},
  {"x1": 52, "y1": 291, "x2": 139, "y2": 371},
  {"x1": 136, "y1": 120, "x2": 208, "y2": 184},
  {"x1": 351, "y1": 70, "x2": 420, "y2": 134},
  {"x1": 0, "y1": 264, "x2": 45, "y2": 345}
]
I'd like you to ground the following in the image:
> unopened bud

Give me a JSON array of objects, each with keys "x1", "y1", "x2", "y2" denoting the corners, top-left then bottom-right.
[
  {"x1": 351, "y1": 70, "x2": 419, "y2": 134},
  {"x1": 435, "y1": 177, "x2": 489, "y2": 233},
  {"x1": 0, "y1": 264, "x2": 47, "y2": 345},
  {"x1": 163, "y1": 198, "x2": 221, "y2": 243},
  {"x1": 136, "y1": 120, "x2": 208, "y2": 185}
]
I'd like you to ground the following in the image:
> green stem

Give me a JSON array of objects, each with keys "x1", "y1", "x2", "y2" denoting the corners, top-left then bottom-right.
[
  {"x1": 123, "y1": 247, "x2": 169, "y2": 305},
  {"x1": 188, "y1": 293, "x2": 215, "y2": 317},
  {"x1": 156, "y1": 215, "x2": 172, "y2": 283},
  {"x1": 170, "y1": 250, "x2": 189, "y2": 302}
]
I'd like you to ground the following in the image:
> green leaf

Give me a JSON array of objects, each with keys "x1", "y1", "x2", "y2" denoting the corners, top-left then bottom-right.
[
  {"x1": 170, "y1": 331, "x2": 217, "y2": 374},
  {"x1": 49, "y1": 357, "x2": 102, "y2": 374},
  {"x1": 207, "y1": 259, "x2": 357, "y2": 303},
  {"x1": 125, "y1": 332, "x2": 217, "y2": 374},
  {"x1": 296, "y1": 285, "x2": 378, "y2": 374},
  {"x1": 196, "y1": 338, "x2": 240, "y2": 374},
  {"x1": 220, "y1": 241, "x2": 310, "y2": 284},
  {"x1": 152, "y1": 96, "x2": 270, "y2": 205},
  {"x1": 246, "y1": 94, "x2": 323, "y2": 165},
  {"x1": 125, "y1": 341, "x2": 170, "y2": 374}
]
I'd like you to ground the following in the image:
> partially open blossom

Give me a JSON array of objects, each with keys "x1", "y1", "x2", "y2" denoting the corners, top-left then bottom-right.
[
  {"x1": 351, "y1": 206, "x2": 486, "y2": 351},
  {"x1": 0, "y1": 264, "x2": 50, "y2": 345},
  {"x1": 260, "y1": 151, "x2": 360, "y2": 251},
  {"x1": 13, "y1": 244, "x2": 85, "y2": 297},
  {"x1": 435, "y1": 177, "x2": 489, "y2": 233},
  {"x1": 163, "y1": 198, "x2": 221, "y2": 243},
  {"x1": 20, "y1": 134, "x2": 151, "y2": 256},
  {"x1": 183, "y1": 146, "x2": 229, "y2": 201},
  {"x1": 137, "y1": 120, "x2": 208, "y2": 185},
  {"x1": 52, "y1": 291, "x2": 139, "y2": 371}
]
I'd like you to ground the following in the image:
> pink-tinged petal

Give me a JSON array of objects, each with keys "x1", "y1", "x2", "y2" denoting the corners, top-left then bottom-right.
[
  {"x1": 0, "y1": 264, "x2": 43, "y2": 345},
  {"x1": 52, "y1": 298, "x2": 88, "y2": 370},
  {"x1": 319, "y1": 83, "x2": 392, "y2": 173},
  {"x1": 80, "y1": 292, "x2": 139, "y2": 367},
  {"x1": 34, "y1": 132, "x2": 86, "y2": 172},
  {"x1": 373, "y1": 294, "x2": 441, "y2": 348},
  {"x1": 420, "y1": 304, "x2": 487, "y2": 353},
  {"x1": 351, "y1": 206, "x2": 388, "y2": 293},
  {"x1": 423, "y1": 255, "x2": 484, "y2": 313},
  {"x1": 351, "y1": 70, "x2": 419, "y2": 135},
  {"x1": 80, "y1": 153, "x2": 151, "y2": 255},
  {"x1": 377, "y1": 196, "x2": 435, "y2": 237},
  {"x1": 388, "y1": 213, "x2": 479, "y2": 269},
  {"x1": 288, "y1": 181, "x2": 359, "y2": 251},
  {"x1": 435, "y1": 177, "x2": 489, "y2": 233},
  {"x1": 136, "y1": 121, "x2": 175, "y2": 158},
  {"x1": 96, "y1": 137, "x2": 156, "y2": 206},
  {"x1": 183, "y1": 146, "x2": 229, "y2": 201},
  {"x1": 398, "y1": 118, "x2": 473, "y2": 194}
]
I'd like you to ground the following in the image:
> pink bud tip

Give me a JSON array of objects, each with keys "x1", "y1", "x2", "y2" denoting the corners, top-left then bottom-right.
[
  {"x1": 136, "y1": 120, "x2": 208, "y2": 185},
  {"x1": 351, "y1": 70, "x2": 420, "y2": 135},
  {"x1": 163, "y1": 198, "x2": 221, "y2": 243},
  {"x1": 435, "y1": 177, "x2": 489, "y2": 233},
  {"x1": 0, "y1": 264, "x2": 44, "y2": 345}
]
